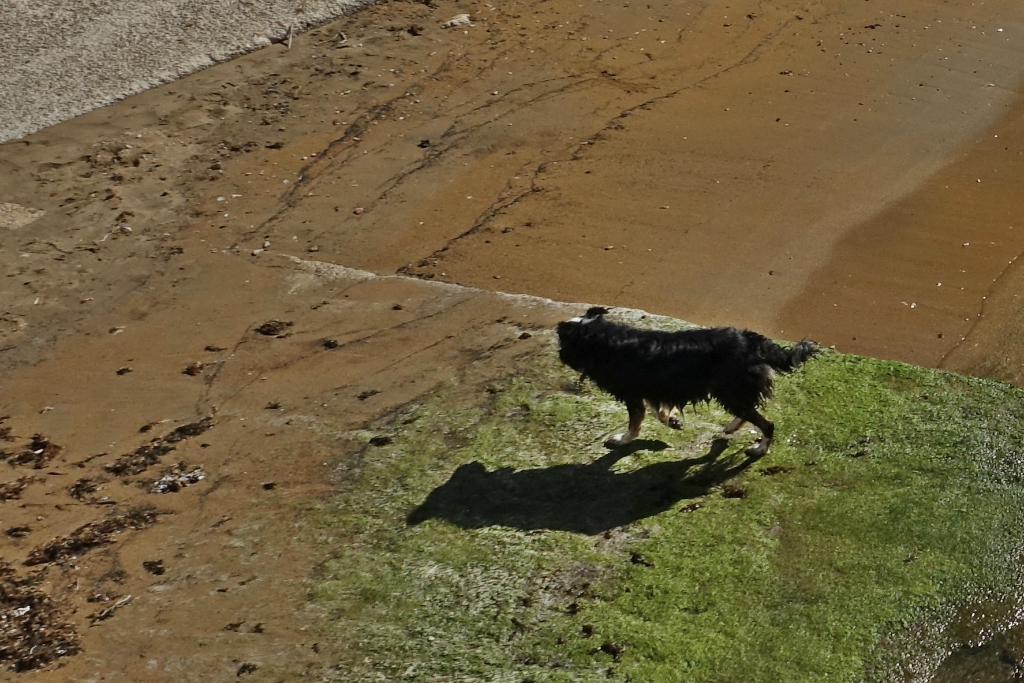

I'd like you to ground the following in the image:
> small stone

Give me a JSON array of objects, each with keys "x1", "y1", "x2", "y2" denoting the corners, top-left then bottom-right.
[
  {"x1": 142, "y1": 559, "x2": 166, "y2": 575},
  {"x1": 255, "y1": 320, "x2": 292, "y2": 336},
  {"x1": 182, "y1": 362, "x2": 205, "y2": 376},
  {"x1": 236, "y1": 663, "x2": 258, "y2": 676},
  {"x1": 441, "y1": 13, "x2": 472, "y2": 28}
]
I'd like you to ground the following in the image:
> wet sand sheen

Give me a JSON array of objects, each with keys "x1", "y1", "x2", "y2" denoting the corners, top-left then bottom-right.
[
  {"x1": 776, "y1": 93, "x2": 1024, "y2": 375},
  {"x1": 371, "y1": 0, "x2": 1024, "y2": 387}
]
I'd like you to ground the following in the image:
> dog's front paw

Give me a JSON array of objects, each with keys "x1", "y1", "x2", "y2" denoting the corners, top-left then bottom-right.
[{"x1": 605, "y1": 433, "x2": 635, "y2": 448}]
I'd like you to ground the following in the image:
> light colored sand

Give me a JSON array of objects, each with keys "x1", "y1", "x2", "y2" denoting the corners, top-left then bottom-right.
[
  {"x1": 0, "y1": 0, "x2": 371, "y2": 142},
  {"x1": 0, "y1": 202, "x2": 45, "y2": 230}
]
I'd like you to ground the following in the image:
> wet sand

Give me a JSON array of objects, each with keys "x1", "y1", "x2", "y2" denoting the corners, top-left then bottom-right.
[
  {"x1": 2, "y1": 0, "x2": 1024, "y2": 679},
  {"x1": 778, "y1": 95, "x2": 1024, "y2": 380}
]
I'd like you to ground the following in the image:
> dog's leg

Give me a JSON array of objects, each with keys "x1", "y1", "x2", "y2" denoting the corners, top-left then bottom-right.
[
  {"x1": 720, "y1": 417, "x2": 746, "y2": 436},
  {"x1": 648, "y1": 401, "x2": 682, "y2": 430},
  {"x1": 740, "y1": 410, "x2": 775, "y2": 457},
  {"x1": 606, "y1": 400, "x2": 645, "y2": 447}
]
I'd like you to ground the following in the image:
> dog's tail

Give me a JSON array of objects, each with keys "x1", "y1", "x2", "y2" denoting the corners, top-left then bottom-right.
[{"x1": 762, "y1": 338, "x2": 819, "y2": 373}]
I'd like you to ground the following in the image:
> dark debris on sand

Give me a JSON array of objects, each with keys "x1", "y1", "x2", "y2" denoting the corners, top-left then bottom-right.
[
  {"x1": 105, "y1": 418, "x2": 213, "y2": 477},
  {"x1": 1, "y1": 435, "x2": 63, "y2": 469},
  {"x1": 0, "y1": 561, "x2": 80, "y2": 672},
  {"x1": 24, "y1": 506, "x2": 161, "y2": 566},
  {"x1": 148, "y1": 463, "x2": 205, "y2": 493},
  {"x1": 255, "y1": 319, "x2": 292, "y2": 336},
  {"x1": 0, "y1": 477, "x2": 32, "y2": 502},
  {"x1": 68, "y1": 477, "x2": 101, "y2": 502}
]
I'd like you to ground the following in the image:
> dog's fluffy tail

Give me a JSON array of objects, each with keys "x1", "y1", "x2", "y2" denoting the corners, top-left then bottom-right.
[{"x1": 762, "y1": 338, "x2": 818, "y2": 373}]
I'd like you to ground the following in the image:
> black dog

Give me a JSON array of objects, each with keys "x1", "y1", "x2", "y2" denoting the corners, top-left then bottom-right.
[{"x1": 556, "y1": 307, "x2": 817, "y2": 455}]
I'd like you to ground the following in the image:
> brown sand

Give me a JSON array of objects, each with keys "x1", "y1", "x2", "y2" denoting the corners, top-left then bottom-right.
[{"x1": 2, "y1": 0, "x2": 1024, "y2": 679}]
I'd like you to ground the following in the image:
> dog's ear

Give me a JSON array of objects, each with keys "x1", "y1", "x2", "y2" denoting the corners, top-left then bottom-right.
[{"x1": 584, "y1": 306, "x2": 610, "y2": 319}]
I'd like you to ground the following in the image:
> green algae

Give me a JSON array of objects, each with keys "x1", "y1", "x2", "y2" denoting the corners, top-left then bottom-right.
[{"x1": 309, "y1": 340, "x2": 1024, "y2": 682}]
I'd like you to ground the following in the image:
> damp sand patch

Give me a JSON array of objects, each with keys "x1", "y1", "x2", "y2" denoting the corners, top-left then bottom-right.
[
  {"x1": 308, "y1": 341, "x2": 1024, "y2": 682},
  {"x1": 0, "y1": 203, "x2": 44, "y2": 230}
]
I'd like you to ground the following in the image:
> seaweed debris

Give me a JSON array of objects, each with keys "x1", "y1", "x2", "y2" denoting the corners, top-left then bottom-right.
[
  {"x1": 24, "y1": 506, "x2": 160, "y2": 566},
  {"x1": 149, "y1": 464, "x2": 205, "y2": 493},
  {"x1": 0, "y1": 562, "x2": 80, "y2": 671},
  {"x1": 0, "y1": 477, "x2": 32, "y2": 502},
  {"x1": 105, "y1": 418, "x2": 213, "y2": 476},
  {"x1": 2, "y1": 435, "x2": 62, "y2": 469}
]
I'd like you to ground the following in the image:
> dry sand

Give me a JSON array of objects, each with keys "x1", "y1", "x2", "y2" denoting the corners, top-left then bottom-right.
[
  {"x1": 0, "y1": 0, "x2": 370, "y2": 142},
  {"x1": 1, "y1": 0, "x2": 1024, "y2": 679}
]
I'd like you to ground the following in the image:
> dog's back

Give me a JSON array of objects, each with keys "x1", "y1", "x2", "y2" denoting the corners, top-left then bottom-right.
[
  {"x1": 557, "y1": 308, "x2": 817, "y2": 454},
  {"x1": 557, "y1": 310, "x2": 816, "y2": 414}
]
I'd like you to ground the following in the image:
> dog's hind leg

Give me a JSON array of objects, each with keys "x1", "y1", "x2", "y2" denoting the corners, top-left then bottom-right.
[
  {"x1": 606, "y1": 400, "x2": 645, "y2": 447},
  {"x1": 721, "y1": 417, "x2": 746, "y2": 435},
  {"x1": 738, "y1": 410, "x2": 774, "y2": 457}
]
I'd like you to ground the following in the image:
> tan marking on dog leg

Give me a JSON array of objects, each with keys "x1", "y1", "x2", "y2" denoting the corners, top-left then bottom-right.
[
  {"x1": 662, "y1": 406, "x2": 682, "y2": 429},
  {"x1": 607, "y1": 400, "x2": 645, "y2": 447},
  {"x1": 647, "y1": 402, "x2": 682, "y2": 429},
  {"x1": 721, "y1": 417, "x2": 746, "y2": 434}
]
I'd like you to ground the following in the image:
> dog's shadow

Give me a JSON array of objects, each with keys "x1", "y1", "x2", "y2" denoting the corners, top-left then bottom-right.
[{"x1": 407, "y1": 439, "x2": 760, "y2": 535}]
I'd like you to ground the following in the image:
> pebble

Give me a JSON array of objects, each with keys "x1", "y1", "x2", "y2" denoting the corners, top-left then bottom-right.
[{"x1": 441, "y1": 14, "x2": 472, "y2": 29}]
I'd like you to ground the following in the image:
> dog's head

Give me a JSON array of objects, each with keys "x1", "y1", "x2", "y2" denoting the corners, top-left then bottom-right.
[
  {"x1": 556, "y1": 306, "x2": 609, "y2": 343},
  {"x1": 569, "y1": 307, "x2": 609, "y2": 323},
  {"x1": 558, "y1": 306, "x2": 608, "y2": 330},
  {"x1": 556, "y1": 307, "x2": 613, "y2": 374}
]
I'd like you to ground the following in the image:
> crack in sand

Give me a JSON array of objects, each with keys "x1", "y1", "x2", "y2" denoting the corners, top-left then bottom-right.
[
  {"x1": 397, "y1": 180, "x2": 544, "y2": 277},
  {"x1": 243, "y1": 100, "x2": 398, "y2": 238},
  {"x1": 390, "y1": 14, "x2": 801, "y2": 276},
  {"x1": 195, "y1": 323, "x2": 254, "y2": 416},
  {"x1": 365, "y1": 76, "x2": 593, "y2": 208},
  {"x1": 241, "y1": 64, "x2": 583, "y2": 240},
  {"x1": 238, "y1": 5, "x2": 796, "y2": 274},
  {"x1": 938, "y1": 247, "x2": 1024, "y2": 369}
]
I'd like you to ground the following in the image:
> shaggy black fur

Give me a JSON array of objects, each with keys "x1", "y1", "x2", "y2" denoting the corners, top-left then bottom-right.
[{"x1": 556, "y1": 307, "x2": 817, "y2": 453}]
